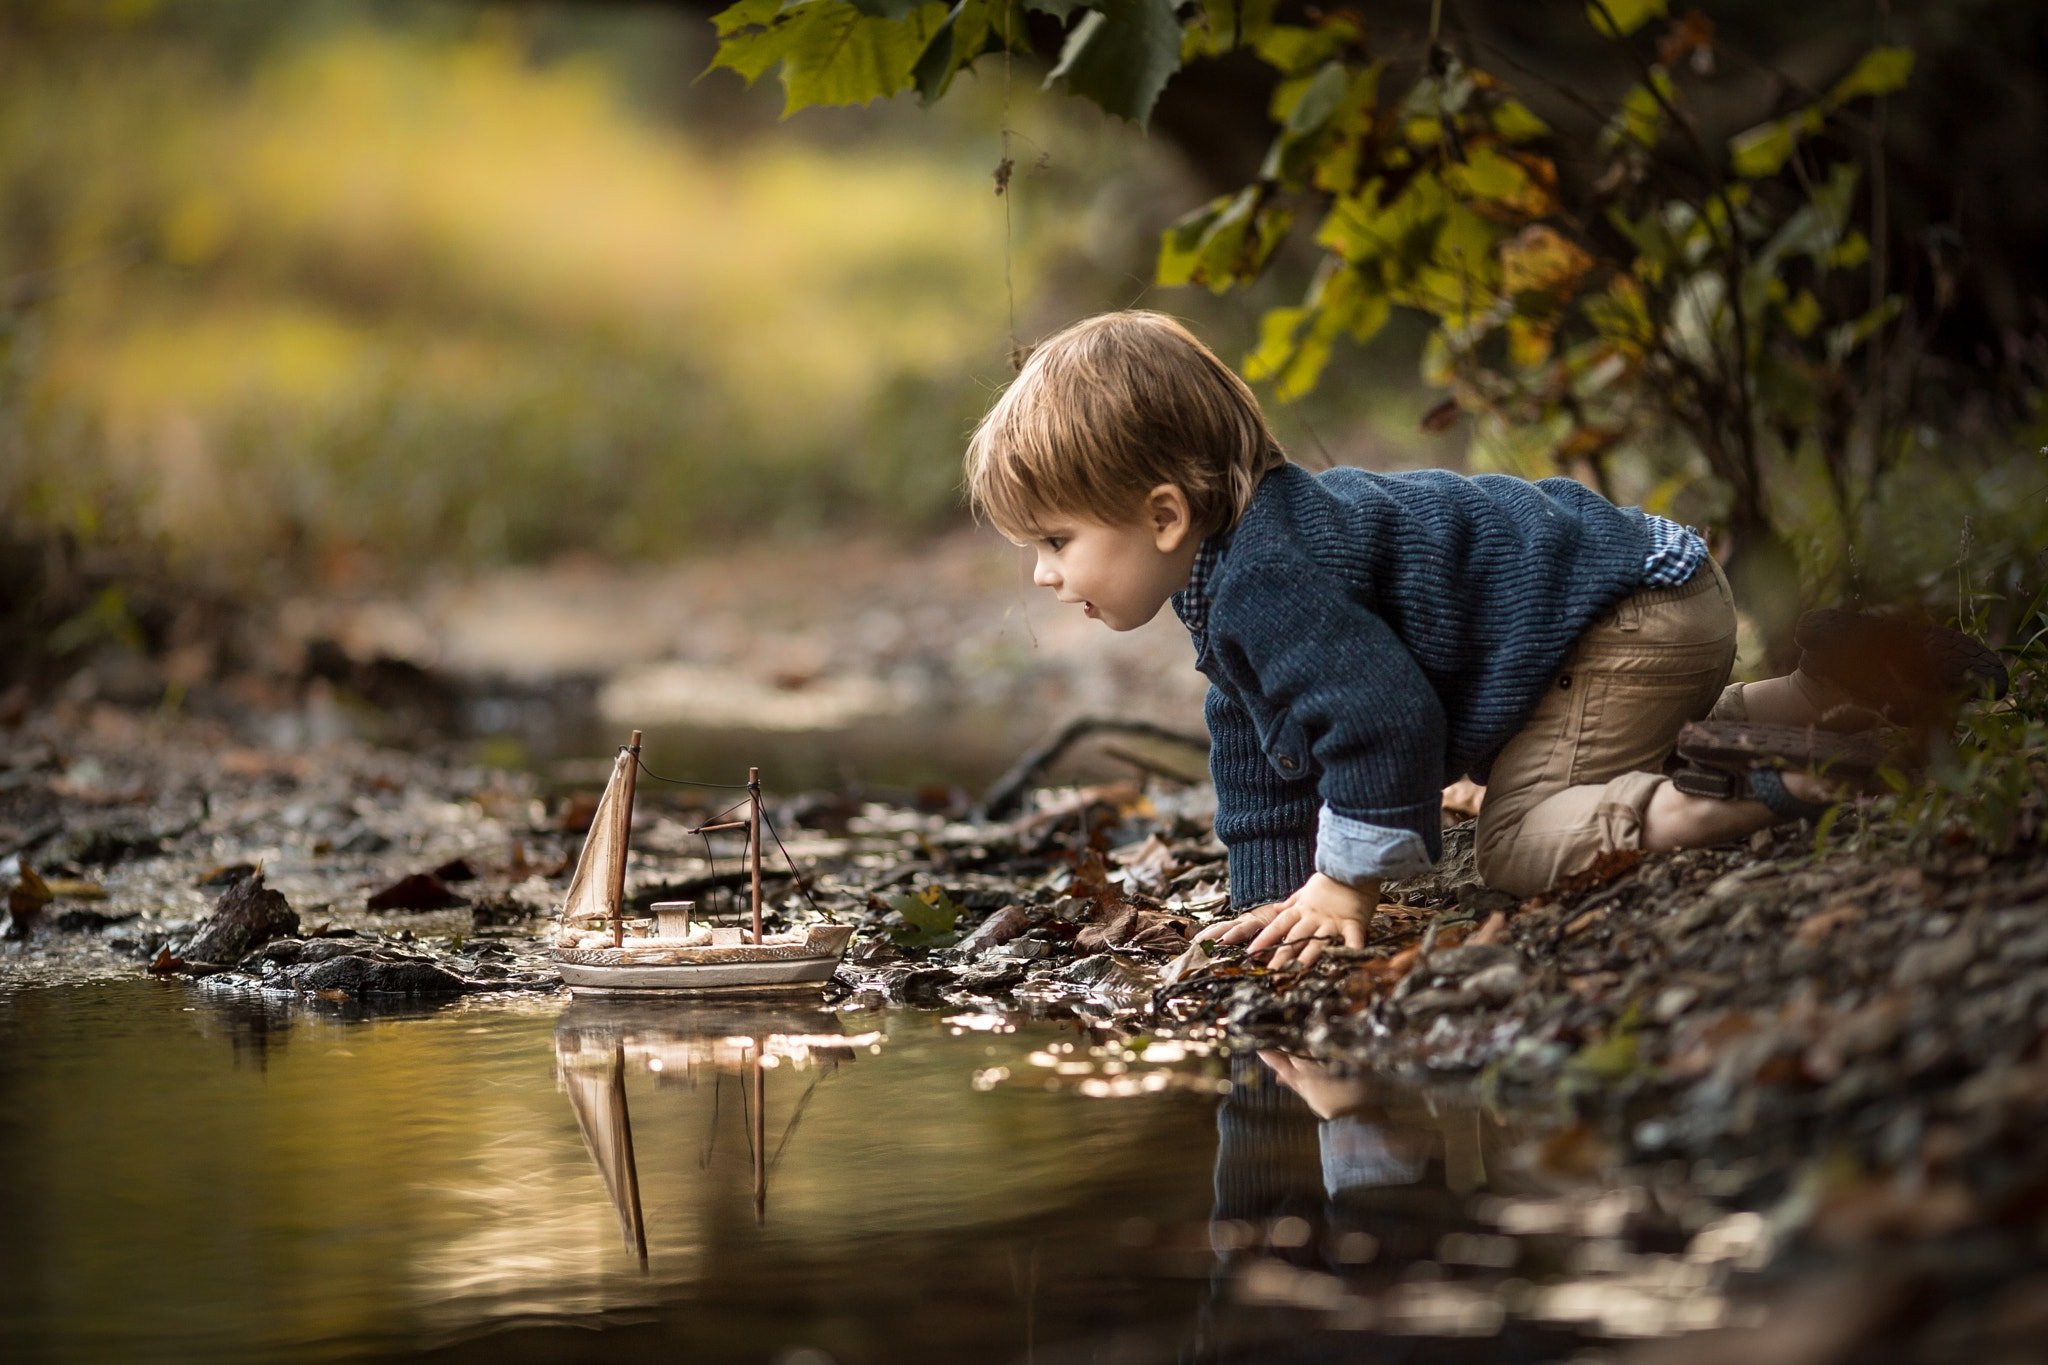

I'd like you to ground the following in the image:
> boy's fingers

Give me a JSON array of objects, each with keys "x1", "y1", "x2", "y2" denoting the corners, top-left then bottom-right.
[
  {"x1": 1343, "y1": 920, "x2": 1367, "y2": 950},
  {"x1": 1247, "y1": 907, "x2": 1301, "y2": 954},
  {"x1": 1213, "y1": 917, "x2": 1263, "y2": 946}
]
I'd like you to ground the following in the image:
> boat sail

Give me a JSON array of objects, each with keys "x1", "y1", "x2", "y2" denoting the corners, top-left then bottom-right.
[{"x1": 550, "y1": 731, "x2": 855, "y2": 996}]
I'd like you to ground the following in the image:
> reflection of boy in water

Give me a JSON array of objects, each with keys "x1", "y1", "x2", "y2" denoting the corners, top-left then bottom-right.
[{"x1": 1194, "y1": 1052, "x2": 1494, "y2": 1362}]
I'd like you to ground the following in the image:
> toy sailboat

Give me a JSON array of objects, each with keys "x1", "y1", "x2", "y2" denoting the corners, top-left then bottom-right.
[{"x1": 550, "y1": 730, "x2": 855, "y2": 995}]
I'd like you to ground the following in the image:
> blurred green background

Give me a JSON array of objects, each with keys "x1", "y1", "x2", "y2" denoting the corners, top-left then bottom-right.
[{"x1": 0, "y1": 0, "x2": 1443, "y2": 591}]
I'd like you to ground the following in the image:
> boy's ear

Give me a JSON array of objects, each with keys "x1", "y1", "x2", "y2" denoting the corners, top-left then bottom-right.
[{"x1": 1145, "y1": 483, "x2": 1194, "y2": 553}]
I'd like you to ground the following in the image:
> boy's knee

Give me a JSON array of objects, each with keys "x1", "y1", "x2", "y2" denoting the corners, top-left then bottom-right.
[
  {"x1": 1475, "y1": 847, "x2": 1551, "y2": 899},
  {"x1": 1473, "y1": 821, "x2": 1549, "y2": 899}
]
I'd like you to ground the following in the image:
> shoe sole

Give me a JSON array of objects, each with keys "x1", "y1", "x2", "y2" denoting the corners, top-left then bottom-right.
[{"x1": 1674, "y1": 721, "x2": 1903, "y2": 781}]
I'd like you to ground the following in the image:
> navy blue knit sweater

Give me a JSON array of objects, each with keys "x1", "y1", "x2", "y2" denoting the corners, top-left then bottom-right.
[{"x1": 1172, "y1": 463, "x2": 1652, "y2": 908}]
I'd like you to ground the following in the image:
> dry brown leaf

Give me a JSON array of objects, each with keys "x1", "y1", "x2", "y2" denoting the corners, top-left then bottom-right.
[
  {"x1": 1796, "y1": 899, "x2": 1864, "y2": 946},
  {"x1": 1466, "y1": 910, "x2": 1511, "y2": 947}
]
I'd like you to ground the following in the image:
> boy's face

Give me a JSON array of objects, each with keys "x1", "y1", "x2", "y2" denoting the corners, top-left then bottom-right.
[{"x1": 1012, "y1": 485, "x2": 1199, "y2": 632}]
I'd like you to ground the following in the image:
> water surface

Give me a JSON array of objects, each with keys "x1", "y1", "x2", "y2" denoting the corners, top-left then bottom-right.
[{"x1": 0, "y1": 981, "x2": 1752, "y2": 1363}]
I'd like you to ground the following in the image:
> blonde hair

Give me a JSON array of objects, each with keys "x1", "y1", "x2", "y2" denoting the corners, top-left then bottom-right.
[{"x1": 964, "y1": 311, "x2": 1287, "y2": 537}]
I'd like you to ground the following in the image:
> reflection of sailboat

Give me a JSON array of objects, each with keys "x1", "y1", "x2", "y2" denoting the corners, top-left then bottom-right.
[
  {"x1": 560, "y1": 1041, "x2": 649, "y2": 1266},
  {"x1": 550, "y1": 731, "x2": 855, "y2": 995},
  {"x1": 553, "y1": 1001, "x2": 880, "y2": 1256}
]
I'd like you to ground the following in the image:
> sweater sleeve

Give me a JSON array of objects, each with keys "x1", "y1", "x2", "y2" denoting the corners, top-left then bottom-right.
[
  {"x1": 1216, "y1": 552, "x2": 1449, "y2": 866},
  {"x1": 1205, "y1": 684, "x2": 1319, "y2": 908}
]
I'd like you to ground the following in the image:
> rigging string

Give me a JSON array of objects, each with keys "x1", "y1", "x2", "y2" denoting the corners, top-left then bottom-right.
[
  {"x1": 621, "y1": 749, "x2": 832, "y2": 922},
  {"x1": 761, "y1": 808, "x2": 832, "y2": 921},
  {"x1": 630, "y1": 752, "x2": 750, "y2": 789}
]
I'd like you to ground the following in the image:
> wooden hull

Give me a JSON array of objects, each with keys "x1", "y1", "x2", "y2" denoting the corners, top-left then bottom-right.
[
  {"x1": 555, "y1": 953, "x2": 844, "y2": 996},
  {"x1": 552, "y1": 924, "x2": 854, "y2": 997}
]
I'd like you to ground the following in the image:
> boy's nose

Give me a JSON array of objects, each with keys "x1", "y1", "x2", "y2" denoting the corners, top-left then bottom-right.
[{"x1": 1033, "y1": 558, "x2": 1059, "y2": 589}]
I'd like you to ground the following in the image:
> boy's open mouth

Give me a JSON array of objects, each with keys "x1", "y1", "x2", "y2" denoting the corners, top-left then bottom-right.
[{"x1": 1083, "y1": 601, "x2": 1098, "y2": 619}]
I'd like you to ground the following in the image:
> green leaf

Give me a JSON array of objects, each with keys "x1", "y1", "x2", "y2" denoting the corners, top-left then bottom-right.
[
  {"x1": 1283, "y1": 61, "x2": 1348, "y2": 135},
  {"x1": 1729, "y1": 116, "x2": 1799, "y2": 178},
  {"x1": 710, "y1": 0, "x2": 950, "y2": 113},
  {"x1": 1490, "y1": 98, "x2": 1549, "y2": 143},
  {"x1": 1603, "y1": 69, "x2": 1674, "y2": 152},
  {"x1": 713, "y1": 0, "x2": 781, "y2": 38},
  {"x1": 1780, "y1": 288, "x2": 1822, "y2": 338},
  {"x1": 1829, "y1": 45, "x2": 1914, "y2": 103},
  {"x1": 1045, "y1": 0, "x2": 1186, "y2": 127},
  {"x1": 1586, "y1": 0, "x2": 1666, "y2": 39},
  {"x1": 887, "y1": 887, "x2": 963, "y2": 947},
  {"x1": 846, "y1": 0, "x2": 929, "y2": 17},
  {"x1": 1157, "y1": 185, "x2": 1289, "y2": 292},
  {"x1": 1184, "y1": 0, "x2": 1276, "y2": 58},
  {"x1": 913, "y1": 0, "x2": 1017, "y2": 103},
  {"x1": 1825, "y1": 295, "x2": 1903, "y2": 363},
  {"x1": 1158, "y1": 193, "x2": 1232, "y2": 286},
  {"x1": 1248, "y1": 20, "x2": 1351, "y2": 77},
  {"x1": 1244, "y1": 305, "x2": 1309, "y2": 384}
]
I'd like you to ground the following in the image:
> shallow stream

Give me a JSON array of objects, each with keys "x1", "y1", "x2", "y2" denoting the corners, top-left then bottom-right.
[{"x1": 0, "y1": 980, "x2": 1768, "y2": 1363}]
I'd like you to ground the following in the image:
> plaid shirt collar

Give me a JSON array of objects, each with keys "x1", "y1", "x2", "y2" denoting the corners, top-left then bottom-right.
[{"x1": 1171, "y1": 533, "x2": 1227, "y2": 639}]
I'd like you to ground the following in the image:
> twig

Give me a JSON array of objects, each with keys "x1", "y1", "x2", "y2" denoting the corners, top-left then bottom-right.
[{"x1": 981, "y1": 717, "x2": 1208, "y2": 818}]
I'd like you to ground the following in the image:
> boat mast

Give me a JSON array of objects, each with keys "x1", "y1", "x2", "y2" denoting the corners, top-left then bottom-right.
[
  {"x1": 747, "y1": 766, "x2": 763, "y2": 946},
  {"x1": 610, "y1": 729, "x2": 643, "y2": 948}
]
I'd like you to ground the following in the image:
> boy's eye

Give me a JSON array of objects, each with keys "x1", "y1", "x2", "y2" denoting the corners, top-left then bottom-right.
[{"x1": 1044, "y1": 537, "x2": 1067, "y2": 552}]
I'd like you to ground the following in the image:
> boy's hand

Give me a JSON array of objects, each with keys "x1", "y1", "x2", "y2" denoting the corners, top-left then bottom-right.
[{"x1": 1194, "y1": 873, "x2": 1379, "y2": 970}]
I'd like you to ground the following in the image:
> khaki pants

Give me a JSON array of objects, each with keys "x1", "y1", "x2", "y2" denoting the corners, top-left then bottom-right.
[{"x1": 1474, "y1": 560, "x2": 1739, "y2": 896}]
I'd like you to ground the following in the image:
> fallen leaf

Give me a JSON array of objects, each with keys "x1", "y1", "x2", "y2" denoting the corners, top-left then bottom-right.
[
  {"x1": 8, "y1": 865, "x2": 54, "y2": 917},
  {"x1": 1565, "y1": 906, "x2": 1608, "y2": 937},
  {"x1": 1796, "y1": 899, "x2": 1864, "y2": 946},
  {"x1": 366, "y1": 873, "x2": 467, "y2": 912},
  {"x1": 1466, "y1": 910, "x2": 1511, "y2": 947}
]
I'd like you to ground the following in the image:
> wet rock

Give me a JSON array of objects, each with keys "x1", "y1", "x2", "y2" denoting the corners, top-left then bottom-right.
[
  {"x1": 882, "y1": 965, "x2": 957, "y2": 1006},
  {"x1": 470, "y1": 893, "x2": 541, "y2": 928},
  {"x1": 1054, "y1": 953, "x2": 1157, "y2": 1010},
  {"x1": 287, "y1": 951, "x2": 473, "y2": 996},
  {"x1": 950, "y1": 961, "x2": 1029, "y2": 995},
  {"x1": 65, "y1": 822, "x2": 167, "y2": 866},
  {"x1": 431, "y1": 857, "x2": 479, "y2": 883},
  {"x1": 180, "y1": 873, "x2": 299, "y2": 966},
  {"x1": 53, "y1": 907, "x2": 138, "y2": 933},
  {"x1": 956, "y1": 905, "x2": 1032, "y2": 956}
]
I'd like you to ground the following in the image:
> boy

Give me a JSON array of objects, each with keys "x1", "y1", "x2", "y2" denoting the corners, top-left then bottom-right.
[{"x1": 965, "y1": 311, "x2": 2000, "y2": 969}]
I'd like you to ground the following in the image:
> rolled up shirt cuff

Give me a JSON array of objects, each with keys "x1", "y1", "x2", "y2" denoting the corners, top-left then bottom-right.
[{"x1": 1315, "y1": 805, "x2": 1435, "y2": 885}]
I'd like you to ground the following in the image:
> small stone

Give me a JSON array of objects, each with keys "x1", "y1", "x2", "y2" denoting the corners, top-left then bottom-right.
[
  {"x1": 1400, "y1": 986, "x2": 1482, "y2": 1019},
  {"x1": 1652, "y1": 985, "x2": 1700, "y2": 1023},
  {"x1": 1425, "y1": 943, "x2": 1520, "y2": 979},
  {"x1": 1895, "y1": 930, "x2": 1978, "y2": 985},
  {"x1": 1464, "y1": 962, "x2": 1528, "y2": 1004}
]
